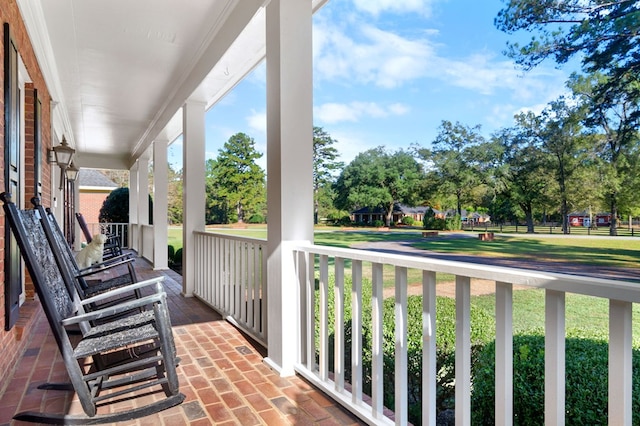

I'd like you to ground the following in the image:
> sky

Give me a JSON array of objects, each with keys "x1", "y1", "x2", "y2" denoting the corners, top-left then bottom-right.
[{"x1": 168, "y1": 0, "x2": 578, "y2": 170}]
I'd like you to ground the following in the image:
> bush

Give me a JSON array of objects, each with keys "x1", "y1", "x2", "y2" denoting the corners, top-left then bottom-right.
[
  {"x1": 99, "y1": 187, "x2": 153, "y2": 225},
  {"x1": 472, "y1": 334, "x2": 640, "y2": 425},
  {"x1": 168, "y1": 245, "x2": 175, "y2": 266},
  {"x1": 401, "y1": 216, "x2": 415, "y2": 226},
  {"x1": 173, "y1": 248, "x2": 183, "y2": 266},
  {"x1": 247, "y1": 213, "x2": 265, "y2": 224},
  {"x1": 423, "y1": 207, "x2": 437, "y2": 229},
  {"x1": 317, "y1": 275, "x2": 494, "y2": 425},
  {"x1": 372, "y1": 219, "x2": 385, "y2": 227}
]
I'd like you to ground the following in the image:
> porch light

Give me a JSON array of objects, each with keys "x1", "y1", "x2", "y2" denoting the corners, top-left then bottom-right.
[
  {"x1": 65, "y1": 162, "x2": 79, "y2": 182},
  {"x1": 52, "y1": 136, "x2": 75, "y2": 168},
  {"x1": 50, "y1": 136, "x2": 76, "y2": 190}
]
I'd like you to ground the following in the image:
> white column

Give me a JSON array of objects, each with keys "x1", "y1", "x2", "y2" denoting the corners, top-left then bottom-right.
[
  {"x1": 129, "y1": 162, "x2": 139, "y2": 251},
  {"x1": 138, "y1": 155, "x2": 149, "y2": 226},
  {"x1": 138, "y1": 155, "x2": 150, "y2": 259},
  {"x1": 182, "y1": 100, "x2": 206, "y2": 297},
  {"x1": 264, "y1": 0, "x2": 314, "y2": 376},
  {"x1": 153, "y1": 140, "x2": 169, "y2": 270}
]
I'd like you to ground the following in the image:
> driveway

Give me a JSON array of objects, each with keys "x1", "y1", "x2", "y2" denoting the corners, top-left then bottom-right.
[{"x1": 350, "y1": 233, "x2": 640, "y2": 284}]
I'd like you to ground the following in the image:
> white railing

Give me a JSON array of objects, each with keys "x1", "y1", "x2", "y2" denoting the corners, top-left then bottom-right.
[
  {"x1": 290, "y1": 242, "x2": 640, "y2": 426},
  {"x1": 192, "y1": 231, "x2": 267, "y2": 346},
  {"x1": 86, "y1": 222, "x2": 129, "y2": 248}
]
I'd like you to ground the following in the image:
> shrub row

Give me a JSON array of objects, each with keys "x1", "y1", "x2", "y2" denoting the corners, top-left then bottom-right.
[{"x1": 316, "y1": 274, "x2": 640, "y2": 425}]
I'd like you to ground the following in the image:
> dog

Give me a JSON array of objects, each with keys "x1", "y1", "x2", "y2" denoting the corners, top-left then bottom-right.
[{"x1": 76, "y1": 233, "x2": 108, "y2": 269}]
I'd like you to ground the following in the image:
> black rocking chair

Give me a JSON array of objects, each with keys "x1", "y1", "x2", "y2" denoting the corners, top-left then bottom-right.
[
  {"x1": 2, "y1": 193, "x2": 184, "y2": 424},
  {"x1": 34, "y1": 199, "x2": 140, "y2": 304},
  {"x1": 76, "y1": 211, "x2": 123, "y2": 259}
]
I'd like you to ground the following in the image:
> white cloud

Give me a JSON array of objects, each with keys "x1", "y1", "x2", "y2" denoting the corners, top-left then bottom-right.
[
  {"x1": 313, "y1": 15, "x2": 570, "y2": 106},
  {"x1": 315, "y1": 101, "x2": 410, "y2": 124},
  {"x1": 313, "y1": 20, "x2": 436, "y2": 89},
  {"x1": 247, "y1": 110, "x2": 266, "y2": 134},
  {"x1": 352, "y1": 0, "x2": 433, "y2": 16}
]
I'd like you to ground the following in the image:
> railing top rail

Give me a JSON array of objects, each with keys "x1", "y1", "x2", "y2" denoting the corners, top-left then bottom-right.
[
  {"x1": 291, "y1": 242, "x2": 640, "y2": 304},
  {"x1": 195, "y1": 230, "x2": 266, "y2": 246}
]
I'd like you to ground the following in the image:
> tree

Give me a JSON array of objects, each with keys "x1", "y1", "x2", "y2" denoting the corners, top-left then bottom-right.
[
  {"x1": 495, "y1": 0, "x2": 640, "y2": 85},
  {"x1": 416, "y1": 121, "x2": 488, "y2": 217},
  {"x1": 536, "y1": 98, "x2": 588, "y2": 233},
  {"x1": 313, "y1": 127, "x2": 344, "y2": 224},
  {"x1": 493, "y1": 115, "x2": 553, "y2": 233},
  {"x1": 334, "y1": 147, "x2": 424, "y2": 226},
  {"x1": 206, "y1": 133, "x2": 266, "y2": 224},
  {"x1": 167, "y1": 164, "x2": 183, "y2": 225},
  {"x1": 569, "y1": 73, "x2": 640, "y2": 235}
]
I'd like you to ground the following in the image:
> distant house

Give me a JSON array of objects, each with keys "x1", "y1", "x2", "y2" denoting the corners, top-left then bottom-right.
[
  {"x1": 351, "y1": 203, "x2": 437, "y2": 224},
  {"x1": 568, "y1": 211, "x2": 613, "y2": 227},
  {"x1": 78, "y1": 169, "x2": 119, "y2": 225}
]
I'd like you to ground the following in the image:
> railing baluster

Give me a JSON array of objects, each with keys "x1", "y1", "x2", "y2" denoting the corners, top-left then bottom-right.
[
  {"x1": 609, "y1": 299, "x2": 632, "y2": 426},
  {"x1": 371, "y1": 262, "x2": 384, "y2": 420},
  {"x1": 495, "y1": 282, "x2": 513, "y2": 426},
  {"x1": 545, "y1": 290, "x2": 565, "y2": 426},
  {"x1": 395, "y1": 266, "x2": 408, "y2": 425},
  {"x1": 306, "y1": 252, "x2": 315, "y2": 371},
  {"x1": 423, "y1": 270, "x2": 436, "y2": 426},
  {"x1": 351, "y1": 259, "x2": 363, "y2": 404},
  {"x1": 334, "y1": 257, "x2": 345, "y2": 391},
  {"x1": 456, "y1": 275, "x2": 471, "y2": 426},
  {"x1": 319, "y1": 255, "x2": 329, "y2": 381}
]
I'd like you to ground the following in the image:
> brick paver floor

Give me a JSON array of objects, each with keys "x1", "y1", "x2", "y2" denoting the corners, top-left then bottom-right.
[{"x1": 0, "y1": 256, "x2": 365, "y2": 425}]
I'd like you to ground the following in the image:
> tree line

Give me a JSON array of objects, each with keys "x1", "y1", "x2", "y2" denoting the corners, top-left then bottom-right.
[{"x1": 164, "y1": 0, "x2": 640, "y2": 236}]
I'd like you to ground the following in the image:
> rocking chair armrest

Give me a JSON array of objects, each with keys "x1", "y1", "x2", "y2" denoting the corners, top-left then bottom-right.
[
  {"x1": 62, "y1": 292, "x2": 166, "y2": 326},
  {"x1": 79, "y1": 276, "x2": 165, "y2": 305},
  {"x1": 76, "y1": 256, "x2": 135, "y2": 277}
]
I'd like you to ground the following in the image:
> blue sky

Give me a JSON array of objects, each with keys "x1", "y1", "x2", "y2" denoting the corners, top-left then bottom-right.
[{"x1": 168, "y1": 0, "x2": 577, "y2": 169}]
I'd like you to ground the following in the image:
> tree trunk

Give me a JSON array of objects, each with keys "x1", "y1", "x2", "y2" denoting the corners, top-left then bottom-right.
[
  {"x1": 525, "y1": 205, "x2": 535, "y2": 233},
  {"x1": 561, "y1": 198, "x2": 569, "y2": 234},
  {"x1": 610, "y1": 198, "x2": 618, "y2": 236},
  {"x1": 386, "y1": 202, "x2": 394, "y2": 227}
]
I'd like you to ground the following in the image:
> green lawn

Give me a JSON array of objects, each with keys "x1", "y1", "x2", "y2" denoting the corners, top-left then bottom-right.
[
  {"x1": 167, "y1": 225, "x2": 640, "y2": 346},
  {"x1": 472, "y1": 288, "x2": 640, "y2": 347}
]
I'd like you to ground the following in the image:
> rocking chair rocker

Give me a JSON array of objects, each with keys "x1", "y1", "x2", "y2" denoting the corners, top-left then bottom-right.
[{"x1": 2, "y1": 193, "x2": 184, "y2": 424}]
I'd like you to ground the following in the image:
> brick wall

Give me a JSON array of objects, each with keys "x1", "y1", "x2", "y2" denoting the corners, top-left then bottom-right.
[{"x1": 0, "y1": 0, "x2": 53, "y2": 395}]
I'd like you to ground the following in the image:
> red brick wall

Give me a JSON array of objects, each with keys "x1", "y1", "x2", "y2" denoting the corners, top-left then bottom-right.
[{"x1": 0, "y1": 0, "x2": 54, "y2": 394}]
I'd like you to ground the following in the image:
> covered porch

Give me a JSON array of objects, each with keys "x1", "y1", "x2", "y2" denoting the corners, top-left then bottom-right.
[{"x1": 2, "y1": 0, "x2": 640, "y2": 424}]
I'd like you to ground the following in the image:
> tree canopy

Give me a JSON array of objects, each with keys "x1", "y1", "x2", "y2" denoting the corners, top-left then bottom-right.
[
  {"x1": 334, "y1": 147, "x2": 423, "y2": 226},
  {"x1": 206, "y1": 132, "x2": 266, "y2": 224}
]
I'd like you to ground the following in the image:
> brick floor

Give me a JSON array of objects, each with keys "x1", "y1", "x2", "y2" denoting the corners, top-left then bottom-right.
[{"x1": 0, "y1": 257, "x2": 366, "y2": 426}]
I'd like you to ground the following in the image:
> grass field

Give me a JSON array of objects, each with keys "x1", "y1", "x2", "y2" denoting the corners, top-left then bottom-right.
[{"x1": 166, "y1": 224, "x2": 640, "y2": 345}]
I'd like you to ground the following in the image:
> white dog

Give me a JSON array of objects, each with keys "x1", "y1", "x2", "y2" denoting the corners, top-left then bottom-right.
[{"x1": 76, "y1": 233, "x2": 107, "y2": 269}]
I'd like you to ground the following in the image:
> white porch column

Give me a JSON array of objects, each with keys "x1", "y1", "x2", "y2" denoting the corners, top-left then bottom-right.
[
  {"x1": 138, "y1": 155, "x2": 149, "y2": 226},
  {"x1": 182, "y1": 100, "x2": 206, "y2": 297},
  {"x1": 153, "y1": 140, "x2": 169, "y2": 270},
  {"x1": 138, "y1": 155, "x2": 150, "y2": 258},
  {"x1": 264, "y1": 0, "x2": 314, "y2": 376},
  {"x1": 129, "y1": 161, "x2": 139, "y2": 251}
]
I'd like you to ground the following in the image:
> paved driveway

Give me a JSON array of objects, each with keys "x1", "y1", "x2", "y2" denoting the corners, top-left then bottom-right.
[{"x1": 351, "y1": 233, "x2": 640, "y2": 283}]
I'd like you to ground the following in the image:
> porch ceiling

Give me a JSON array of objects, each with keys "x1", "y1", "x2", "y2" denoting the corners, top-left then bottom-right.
[{"x1": 18, "y1": 0, "x2": 326, "y2": 170}]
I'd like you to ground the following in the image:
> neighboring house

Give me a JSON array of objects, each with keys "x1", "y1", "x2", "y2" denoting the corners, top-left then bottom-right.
[
  {"x1": 568, "y1": 211, "x2": 613, "y2": 227},
  {"x1": 78, "y1": 169, "x2": 118, "y2": 225},
  {"x1": 351, "y1": 203, "x2": 435, "y2": 224},
  {"x1": 350, "y1": 204, "x2": 493, "y2": 225}
]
